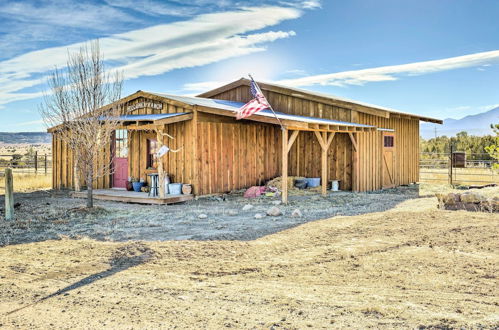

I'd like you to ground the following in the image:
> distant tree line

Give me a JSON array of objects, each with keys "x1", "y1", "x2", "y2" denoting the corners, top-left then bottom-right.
[
  {"x1": 420, "y1": 131, "x2": 496, "y2": 161},
  {"x1": 484, "y1": 124, "x2": 499, "y2": 169}
]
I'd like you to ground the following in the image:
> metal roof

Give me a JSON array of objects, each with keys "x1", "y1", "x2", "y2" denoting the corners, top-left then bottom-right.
[
  {"x1": 147, "y1": 92, "x2": 374, "y2": 128},
  {"x1": 117, "y1": 113, "x2": 188, "y2": 121},
  {"x1": 196, "y1": 78, "x2": 443, "y2": 124}
]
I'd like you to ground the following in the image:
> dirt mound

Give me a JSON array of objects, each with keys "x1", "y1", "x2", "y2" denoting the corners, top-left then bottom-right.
[{"x1": 109, "y1": 242, "x2": 158, "y2": 268}]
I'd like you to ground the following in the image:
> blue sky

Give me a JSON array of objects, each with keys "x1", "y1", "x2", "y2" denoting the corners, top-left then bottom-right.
[{"x1": 1, "y1": 0, "x2": 498, "y2": 132}]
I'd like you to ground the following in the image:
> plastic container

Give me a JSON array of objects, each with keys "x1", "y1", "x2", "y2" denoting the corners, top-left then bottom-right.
[
  {"x1": 330, "y1": 180, "x2": 340, "y2": 191},
  {"x1": 168, "y1": 183, "x2": 182, "y2": 195},
  {"x1": 306, "y1": 178, "x2": 321, "y2": 188},
  {"x1": 163, "y1": 175, "x2": 170, "y2": 194},
  {"x1": 294, "y1": 179, "x2": 308, "y2": 189},
  {"x1": 132, "y1": 182, "x2": 144, "y2": 192}
]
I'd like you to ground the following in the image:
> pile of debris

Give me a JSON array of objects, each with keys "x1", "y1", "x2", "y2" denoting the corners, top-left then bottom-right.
[{"x1": 436, "y1": 190, "x2": 499, "y2": 212}]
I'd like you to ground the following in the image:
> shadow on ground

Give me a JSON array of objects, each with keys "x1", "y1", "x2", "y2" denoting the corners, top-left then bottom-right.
[{"x1": 5, "y1": 242, "x2": 155, "y2": 316}]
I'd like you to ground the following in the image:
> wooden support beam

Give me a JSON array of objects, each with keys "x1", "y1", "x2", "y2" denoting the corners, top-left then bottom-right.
[
  {"x1": 348, "y1": 132, "x2": 358, "y2": 152},
  {"x1": 349, "y1": 132, "x2": 360, "y2": 192},
  {"x1": 282, "y1": 128, "x2": 289, "y2": 204},
  {"x1": 314, "y1": 131, "x2": 336, "y2": 196},
  {"x1": 287, "y1": 130, "x2": 300, "y2": 153}
]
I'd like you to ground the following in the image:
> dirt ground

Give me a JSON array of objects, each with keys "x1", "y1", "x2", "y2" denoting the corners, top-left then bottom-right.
[
  {"x1": 0, "y1": 185, "x2": 423, "y2": 244},
  {"x1": 0, "y1": 186, "x2": 498, "y2": 328}
]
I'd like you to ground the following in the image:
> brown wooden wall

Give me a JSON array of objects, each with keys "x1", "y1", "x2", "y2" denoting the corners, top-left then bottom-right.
[
  {"x1": 51, "y1": 96, "x2": 195, "y2": 191},
  {"x1": 193, "y1": 112, "x2": 281, "y2": 195},
  {"x1": 208, "y1": 84, "x2": 421, "y2": 192},
  {"x1": 52, "y1": 88, "x2": 420, "y2": 194},
  {"x1": 128, "y1": 120, "x2": 196, "y2": 189},
  {"x1": 52, "y1": 132, "x2": 111, "y2": 190}
]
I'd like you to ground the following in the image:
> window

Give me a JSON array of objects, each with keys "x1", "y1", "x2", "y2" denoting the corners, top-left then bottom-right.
[
  {"x1": 147, "y1": 139, "x2": 158, "y2": 168},
  {"x1": 384, "y1": 135, "x2": 394, "y2": 148},
  {"x1": 115, "y1": 130, "x2": 128, "y2": 158}
]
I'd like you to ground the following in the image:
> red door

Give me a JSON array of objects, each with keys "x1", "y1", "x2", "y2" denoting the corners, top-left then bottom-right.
[
  {"x1": 113, "y1": 130, "x2": 129, "y2": 188},
  {"x1": 114, "y1": 157, "x2": 128, "y2": 188}
]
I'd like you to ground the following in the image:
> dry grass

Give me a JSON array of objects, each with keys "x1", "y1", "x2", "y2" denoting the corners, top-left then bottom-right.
[
  {"x1": 419, "y1": 182, "x2": 499, "y2": 198},
  {"x1": 0, "y1": 173, "x2": 51, "y2": 193},
  {"x1": 420, "y1": 167, "x2": 499, "y2": 185},
  {"x1": 0, "y1": 196, "x2": 497, "y2": 328}
]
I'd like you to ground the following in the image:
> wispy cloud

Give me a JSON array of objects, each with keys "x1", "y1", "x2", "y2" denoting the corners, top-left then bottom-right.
[
  {"x1": 0, "y1": 6, "x2": 301, "y2": 109},
  {"x1": 277, "y1": 50, "x2": 499, "y2": 87},
  {"x1": 0, "y1": 0, "x2": 317, "y2": 59}
]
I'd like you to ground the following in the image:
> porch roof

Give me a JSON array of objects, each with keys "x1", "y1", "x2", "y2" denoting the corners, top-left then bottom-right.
[
  {"x1": 118, "y1": 113, "x2": 188, "y2": 122},
  {"x1": 148, "y1": 92, "x2": 376, "y2": 132},
  {"x1": 116, "y1": 112, "x2": 193, "y2": 130}
]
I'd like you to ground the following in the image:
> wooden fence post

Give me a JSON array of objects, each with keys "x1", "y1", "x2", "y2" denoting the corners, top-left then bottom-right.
[
  {"x1": 34, "y1": 151, "x2": 38, "y2": 174},
  {"x1": 44, "y1": 154, "x2": 48, "y2": 175},
  {"x1": 5, "y1": 168, "x2": 14, "y2": 220}
]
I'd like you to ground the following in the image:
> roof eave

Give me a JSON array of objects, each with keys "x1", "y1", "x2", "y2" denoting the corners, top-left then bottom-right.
[{"x1": 198, "y1": 78, "x2": 443, "y2": 124}]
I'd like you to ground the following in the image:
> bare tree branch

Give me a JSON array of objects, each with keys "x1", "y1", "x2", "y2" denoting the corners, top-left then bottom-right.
[{"x1": 39, "y1": 40, "x2": 124, "y2": 208}]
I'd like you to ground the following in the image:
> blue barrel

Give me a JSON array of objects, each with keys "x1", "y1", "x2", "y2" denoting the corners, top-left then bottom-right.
[{"x1": 306, "y1": 178, "x2": 321, "y2": 187}]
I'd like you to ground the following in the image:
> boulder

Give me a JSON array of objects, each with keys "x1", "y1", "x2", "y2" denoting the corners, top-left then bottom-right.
[
  {"x1": 291, "y1": 209, "x2": 302, "y2": 217},
  {"x1": 266, "y1": 206, "x2": 282, "y2": 217},
  {"x1": 460, "y1": 192, "x2": 486, "y2": 203},
  {"x1": 254, "y1": 213, "x2": 265, "y2": 219},
  {"x1": 442, "y1": 193, "x2": 460, "y2": 205},
  {"x1": 198, "y1": 214, "x2": 208, "y2": 219},
  {"x1": 481, "y1": 197, "x2": 499, "y2": 212},
  {"x1": 242, "y1": 204, "x2": 254, "y2": 211}
]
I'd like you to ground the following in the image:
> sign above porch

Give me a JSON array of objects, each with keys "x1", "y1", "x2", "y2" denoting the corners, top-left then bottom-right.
[{"x1": 127, "y1": 100, "x2": 163, "y2": 112}]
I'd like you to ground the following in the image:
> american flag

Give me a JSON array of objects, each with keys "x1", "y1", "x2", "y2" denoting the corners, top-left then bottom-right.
[{"x1": 236, "y1": 79, "x2": 271, "y2": 120}]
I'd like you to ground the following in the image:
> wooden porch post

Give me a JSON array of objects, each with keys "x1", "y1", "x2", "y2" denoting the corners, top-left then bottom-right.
[
  {"x1": 349, "y1": 132, "x2": 359, "y2": 192},
  {"x1": 281, "y1": 129, "x2": 300, "y2": 204},
  {"x1": 282, "y1": 128, "x2": 288, "y2": 204},
  {"x1": 156, "y1": 128, "x2": 166, "y2": 198},
  {"x1": 314, "y1": 131, "x2": 335, "y2": 196}
]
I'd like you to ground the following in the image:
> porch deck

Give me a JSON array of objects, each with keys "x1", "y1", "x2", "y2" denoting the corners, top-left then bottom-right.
[{"x1": 71, "y1": 189, "x2": 193, "y2": 205}]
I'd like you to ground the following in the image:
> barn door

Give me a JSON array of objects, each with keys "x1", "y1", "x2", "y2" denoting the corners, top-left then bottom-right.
[{"x1": 382, "y1": 132, "x2": 396, "y2": 189}]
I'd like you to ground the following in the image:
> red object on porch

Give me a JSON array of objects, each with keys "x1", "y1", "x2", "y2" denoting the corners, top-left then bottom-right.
[{"x1": 114, "y1": 158, "x2": 128, "y2": 188}]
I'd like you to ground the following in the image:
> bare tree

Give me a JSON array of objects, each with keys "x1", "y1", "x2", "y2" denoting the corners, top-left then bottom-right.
[{"x1": 40, "y1": 40, "x2": 124, "y2": 208}]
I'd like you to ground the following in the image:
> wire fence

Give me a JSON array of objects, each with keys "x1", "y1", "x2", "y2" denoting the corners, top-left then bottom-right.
[
  {"x1": 420, "y1": 149, "x2": 498, "y2": 186},
  {"x1": 0, "y1": 152, "x2": 52, "y2": 176}
]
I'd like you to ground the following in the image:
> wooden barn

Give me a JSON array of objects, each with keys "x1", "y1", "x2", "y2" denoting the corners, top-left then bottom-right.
[{"x1": 50, "y1": 78, "x2": 442, "y2": 203}]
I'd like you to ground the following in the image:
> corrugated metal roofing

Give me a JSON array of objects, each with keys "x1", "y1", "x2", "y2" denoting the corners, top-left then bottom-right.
[
  {"x1": 146, "y1": 92, "x2": 374, "y2": 128},
  {"x1": 196, "y1": 78, "x2": 442, "y2": 124},
  {"x1": 118, "y1": 113, "x2": 188, "y2": 121}
]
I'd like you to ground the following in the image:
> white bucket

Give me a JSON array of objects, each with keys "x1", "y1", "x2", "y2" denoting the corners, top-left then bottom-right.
[
  {"x1": 163, "y1": 175, "x2": 170, "y2": 194},
  {"x1": 168, "y1": 183, "x2": 182, "y2": 195},
  {"x1": 331, "y1": 180, "x2": 340, "y2": 191}
]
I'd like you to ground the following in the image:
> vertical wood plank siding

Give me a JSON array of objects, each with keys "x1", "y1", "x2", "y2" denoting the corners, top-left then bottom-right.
[
  {"x1": 51, "y1": 87, "x2": 421, "y2": 194},
  {"x1": 208, "y1": 85, "x2": 420, "y2": 192},
  {"x1": 51, "y1": 97, "x2": 196, "y2": 192},
  {"x1": 194, "y1": 113, "x2": 281, "y2": 195}
]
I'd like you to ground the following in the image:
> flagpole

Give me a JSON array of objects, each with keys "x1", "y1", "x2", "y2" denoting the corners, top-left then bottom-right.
[{"x1": 248, "y1": 74, "x2": 285, "y2": 131}]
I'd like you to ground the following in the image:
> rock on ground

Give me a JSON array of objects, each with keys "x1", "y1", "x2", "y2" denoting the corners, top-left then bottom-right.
[
  {"x1": 291, "y1": 209, "x2": 302, "y2": 217},
  {"x1": 266, "y1": 207, "x2": 282, "y2": 217},
  {"x1": 242, "y1": 204, "x2": 254, "y2": 211}
]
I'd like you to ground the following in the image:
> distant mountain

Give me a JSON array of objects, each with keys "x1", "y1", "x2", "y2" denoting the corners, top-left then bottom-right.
[
  {"x1": 420, "y1": 107, "x2": 498, "y2": 139},
  {"x1": 0, "y1": 132, "x2": 51, "y2": 144}
]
